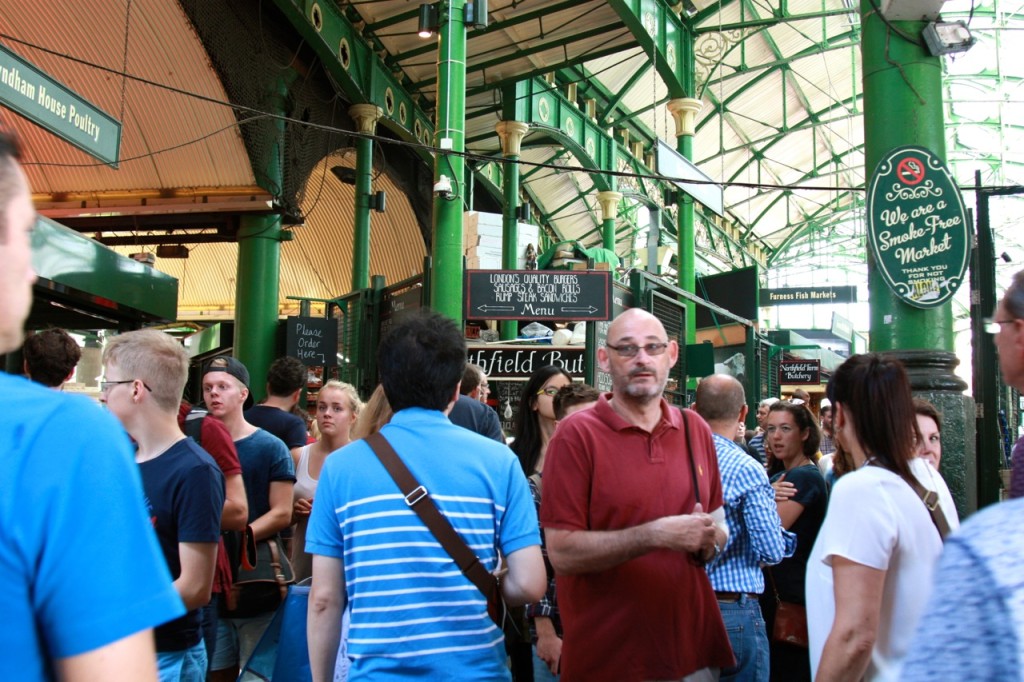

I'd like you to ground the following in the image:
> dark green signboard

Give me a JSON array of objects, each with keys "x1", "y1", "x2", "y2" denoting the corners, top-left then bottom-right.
[
  {"x1": 0, "y1": 44, "x2": 121, "y2": 166},
  {"x1": 867, "y1": 145, "x2": 969, "y2": 308}
]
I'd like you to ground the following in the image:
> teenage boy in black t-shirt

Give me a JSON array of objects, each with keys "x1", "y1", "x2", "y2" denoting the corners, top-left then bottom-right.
[{"x1": 102, "y1": 329, "x2": 225, "y2": 681}]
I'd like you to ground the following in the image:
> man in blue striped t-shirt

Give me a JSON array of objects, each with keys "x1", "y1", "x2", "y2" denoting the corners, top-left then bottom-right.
[
  {"x1": 306, "y1": 311, "x2": 545, "y2": 682},
  {"x1": 695, "y1": 375, "x2": 796, "y2": 682}
]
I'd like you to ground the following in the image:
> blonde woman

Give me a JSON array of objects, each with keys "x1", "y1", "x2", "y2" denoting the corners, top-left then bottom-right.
[
  {"x1": 291, "y1": 380, "x2": 362, "y2": 581},
  {"x1": 350, "y1": 384, "x2": 392, "y2": 441}
]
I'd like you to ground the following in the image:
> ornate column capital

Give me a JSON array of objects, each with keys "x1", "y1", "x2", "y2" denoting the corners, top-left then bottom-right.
[
  {"x1": 597, "y1": 191, "x2": 623, "y2": 221},
  {"x1": 495, "y1": 121, "x2": 530, "y2": 156},
  {"x1": 349, "y1": 104, "x2": 383, "y2": 134},
  {"x1": 667, "y1": 97, "x2": 703, "y2": 137}
]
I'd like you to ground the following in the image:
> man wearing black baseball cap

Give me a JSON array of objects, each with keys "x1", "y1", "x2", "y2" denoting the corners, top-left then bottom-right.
[{"x1": 202, "y1": 356, "x2": 295, "y2": 680}]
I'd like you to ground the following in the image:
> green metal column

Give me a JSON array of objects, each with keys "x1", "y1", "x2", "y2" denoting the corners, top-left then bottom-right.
[
  {"x1": 236, "y1": 214, "x2": 286, "y2": 402},
  {"x1": 668, "y1": 97, "x2": 702, "y2": 345},
  {"x1": 861, "y1": 6, "x2": 975, "y2": 513},
  {"x1": 349, "y1": 104, "x2": 383, "y2": 292},
  {"x1": 235, "y1": 76, "x2": 293, "y2": 399},
  {"x1": 496, "y1": 120, "x2": 529, "y2": 340},
  {"x1": 862, "y1": 6, "x2": 950, "y2": 352},
  {"x1": 428, "y1": 0, "x2": 468, "y2": 322}
]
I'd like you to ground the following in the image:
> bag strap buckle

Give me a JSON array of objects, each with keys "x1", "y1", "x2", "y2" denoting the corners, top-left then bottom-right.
[
  {"x1": 405, "y1": 485, "x2": 428, "y2": 507},
  {"x1": 920, "y1": 489, "x2": 940, "y2": 511}
]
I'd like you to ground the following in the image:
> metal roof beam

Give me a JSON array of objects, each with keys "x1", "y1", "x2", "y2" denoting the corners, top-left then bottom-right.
[
  {"x1": 694, "y1": 7, "x2": 859, "y2": 36},
  {"x1": 605, "y1": 0, "x2": 693, "y2": 98},
  {"x1": 411, "y1": 24, "x2": 628, "y2": 88},
  {"x1": 270, "y1": 0, "x2": 435, "y2": 159},
  {"x1": 388, "y1": 0, "x2": 595, "y2": 61}
]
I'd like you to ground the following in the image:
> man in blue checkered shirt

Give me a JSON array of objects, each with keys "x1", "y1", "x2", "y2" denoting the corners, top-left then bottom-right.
[{"x1": 695, "y1": 375, "x2": 796, "y2": 682}]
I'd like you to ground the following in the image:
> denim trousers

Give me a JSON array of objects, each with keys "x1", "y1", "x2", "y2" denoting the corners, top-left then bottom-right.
[{"x1": 717, "y1": 594, "x2": 769, "y2": 682}]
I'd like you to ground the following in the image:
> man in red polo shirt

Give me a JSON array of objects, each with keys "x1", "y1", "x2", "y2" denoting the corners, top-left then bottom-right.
[{"x1": 542, "y1": 309, "x2": 733, "y2": 682}]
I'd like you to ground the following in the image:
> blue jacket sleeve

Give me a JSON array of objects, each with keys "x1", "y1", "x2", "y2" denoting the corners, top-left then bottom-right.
[{"x1": 901, "y1": 536, "x2": 1019, "y2": 680}]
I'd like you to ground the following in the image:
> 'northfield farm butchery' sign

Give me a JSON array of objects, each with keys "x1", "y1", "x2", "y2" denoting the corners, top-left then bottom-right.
[{"x1": 867, "y1": 145, "x2": 969, "y2": 309}]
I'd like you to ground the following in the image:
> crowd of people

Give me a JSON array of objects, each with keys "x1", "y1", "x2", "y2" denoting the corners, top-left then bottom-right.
[{"x1": 4, "y1": 126, "x2": 1024, "y2": 682}]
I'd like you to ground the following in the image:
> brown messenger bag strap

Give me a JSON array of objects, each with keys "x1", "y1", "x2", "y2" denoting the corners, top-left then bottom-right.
[
  {"x1": 364, "y1": 432, "x2": 498, "y2": 602},
  {"x1": 266, "y1": 536, "x2": 290, "y2": 601},
  {"x1": 905, "y1": 475, "x2": 951, "y2": 541}
]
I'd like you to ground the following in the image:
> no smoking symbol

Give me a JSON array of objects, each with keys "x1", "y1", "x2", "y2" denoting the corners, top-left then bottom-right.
[{"x1": 896, "y1": 157, "x2": 925, "y2": 185}]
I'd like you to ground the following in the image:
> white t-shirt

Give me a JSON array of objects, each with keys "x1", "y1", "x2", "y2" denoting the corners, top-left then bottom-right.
[{"x1": 806, "y1": 457, "x2": 959, "y2": 681}]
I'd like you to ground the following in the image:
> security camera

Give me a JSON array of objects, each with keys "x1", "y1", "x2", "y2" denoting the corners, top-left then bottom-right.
[{"x1": 433, "y1": 174, "x2": 452, "y2": 199}]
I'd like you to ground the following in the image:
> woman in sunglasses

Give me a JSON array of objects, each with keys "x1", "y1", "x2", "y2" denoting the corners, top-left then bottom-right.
[
  {"x1": 806, "y1": 354, "x2": 958, "y2": 681},
  {"x1": 511, "y1": 364, "x2": 573, "y2": 681}
]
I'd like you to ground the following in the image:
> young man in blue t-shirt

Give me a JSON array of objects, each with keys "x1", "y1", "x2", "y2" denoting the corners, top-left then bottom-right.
[
  {"x1": 1, "y1": 131, "x2": 185, "y2": 682},
  {"x1": 306, "y1": 311, "x2": 545, "y2": 682},
  {"x1": 103, "y1": 329, "x2": 226, "y2": 682}
]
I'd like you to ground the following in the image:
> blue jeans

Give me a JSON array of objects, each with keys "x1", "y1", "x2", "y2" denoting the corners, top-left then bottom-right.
[
  {"x1": 718, "y1": 594, "x2": 769, "y2": 682},
  {"x1": 156, "y1": 641, "x2": 207, "y2": 682}
]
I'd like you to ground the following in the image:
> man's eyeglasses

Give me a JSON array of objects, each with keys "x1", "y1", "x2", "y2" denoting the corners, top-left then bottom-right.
[
  {"x1": 606, "y1": 342, "x2": 669, "y2": 358},
  {"x1": 537, "y1": 386, "x2": 561, "y2": 397},
  {"x1": 984, "y1": 318, "x2": 1016, "y2": 334},
  {"x1": 100, "y1": 379, "x2": 153, "y2": 394}
]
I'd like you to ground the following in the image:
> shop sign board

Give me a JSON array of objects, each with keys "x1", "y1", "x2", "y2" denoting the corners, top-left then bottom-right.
[
  {"x1": 467, "y1": 346, "x2": 585, "y2": 380},
  {"x1": 464, "y1": 269, "x2": 611, "y2": 321},
  {"x1": 286, "y1": 316, "x2": 337, "y2": 367},
  {"x1": 778, "y1": 359, "x2": 820, "y2": 385},
  {"x1": 866, "y1": 145, "x2": 969, "y2": 308},
  {"x1": 759, "y1": 286, "x2": 857, "y2": 306},
  {"x1": 0, "y1": 44, "x2": 121, "y2": 166}
]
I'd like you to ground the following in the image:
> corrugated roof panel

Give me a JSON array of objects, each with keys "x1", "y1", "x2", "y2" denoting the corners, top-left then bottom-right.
[
  {"x1": 1, "y1": 0, "x2": 253, "y2": 195},
  {"x1": 110, "y1": 154, "x2": 426, "y2": 319}
]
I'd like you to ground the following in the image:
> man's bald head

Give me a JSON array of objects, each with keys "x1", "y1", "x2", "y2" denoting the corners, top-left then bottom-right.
[
  {"x1": 606, "y1": 308, "x2": 664, "y2": 341},
  {"x1": 694, "y1": 374, "x2": 746, "y2": 424},
  {"x1": 599, "y1": 308, "x2": 678, "y2": 405}
]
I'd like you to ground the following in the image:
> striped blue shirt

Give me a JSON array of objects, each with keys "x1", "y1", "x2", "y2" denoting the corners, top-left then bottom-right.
[
  {"x1": 706, "y1": 433, "x2": 795, "y2": 594},
  {"x1": 307, "y1": 408, "x2": 540, "y2": 680}
]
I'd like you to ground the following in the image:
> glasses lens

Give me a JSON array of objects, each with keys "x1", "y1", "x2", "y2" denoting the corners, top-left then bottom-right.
[{"x1": 984, "y1": 320, "x2": 1005, "y2": 334}]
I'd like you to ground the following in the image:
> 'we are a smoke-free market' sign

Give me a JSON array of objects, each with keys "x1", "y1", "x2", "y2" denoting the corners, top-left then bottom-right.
[{"x1": 866, "y1": 145, "x2": 969, "y2": 309}]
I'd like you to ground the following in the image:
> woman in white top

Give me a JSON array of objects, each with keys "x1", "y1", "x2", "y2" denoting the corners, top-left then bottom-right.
[
  {"x1": 291, "y1": 380, "x2": 362, "y2": 581},
  {"x1": 806, "y1": 354, "x2": 959, "y2": 682}
]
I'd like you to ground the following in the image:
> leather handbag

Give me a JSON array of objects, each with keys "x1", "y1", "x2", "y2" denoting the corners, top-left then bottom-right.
[
  {"x1": 767, "y1": 567, "x2": 809, "y2": 648},
  {"x1": 772, "y1": 600, "x2": 809, "y2": 648},
  {"x1": 228, "y1": 529, "x2": 295, "y2": 618},
  {"x1": 364, "y1": 432, "x2": 509, "y2": 629}
]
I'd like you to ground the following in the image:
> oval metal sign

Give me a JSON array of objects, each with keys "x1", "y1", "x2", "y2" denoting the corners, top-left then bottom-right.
[{"x1": 867, "y1": 145, "x2": 970, "y2": 309}]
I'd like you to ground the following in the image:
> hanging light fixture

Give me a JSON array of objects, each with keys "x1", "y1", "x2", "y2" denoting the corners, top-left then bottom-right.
[{"x1": 418, "y1": 3, "x2": 438, "y2": 38}]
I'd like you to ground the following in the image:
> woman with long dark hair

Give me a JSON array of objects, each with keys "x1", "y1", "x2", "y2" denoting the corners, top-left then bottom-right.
[
  {"x1": 511, "y1": 365, "x2": 572, "y2": 479},
  {"x1": 511, "y1": 365, "x2": 572, "y2": 681},
  {"x1": 806, "y1": 354, "x2": 958, "y2": 681},
  {"x1": 760, "y1": 400, "x2": 827, "y2": 682}
]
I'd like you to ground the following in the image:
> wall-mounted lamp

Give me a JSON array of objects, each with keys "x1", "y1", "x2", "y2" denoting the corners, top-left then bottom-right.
[
  {"x1": 515, "y1": 204, "x2": 531, "y2": 222},
  {"x1": 923, "y1": 20, "x2": 975, "y2": 56},
  {"x1": 418, "y1": 3, "x2": 438, "y2": 38},
  {"x1": 333, "y1": 166, "x2": 386, "y2": 213},
  {"x1": 370, "y1": 191, "x2": 386, "y2": 214},
  {"x1": 465, "y1": 0, "x2": 488, "y2": 28}
]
